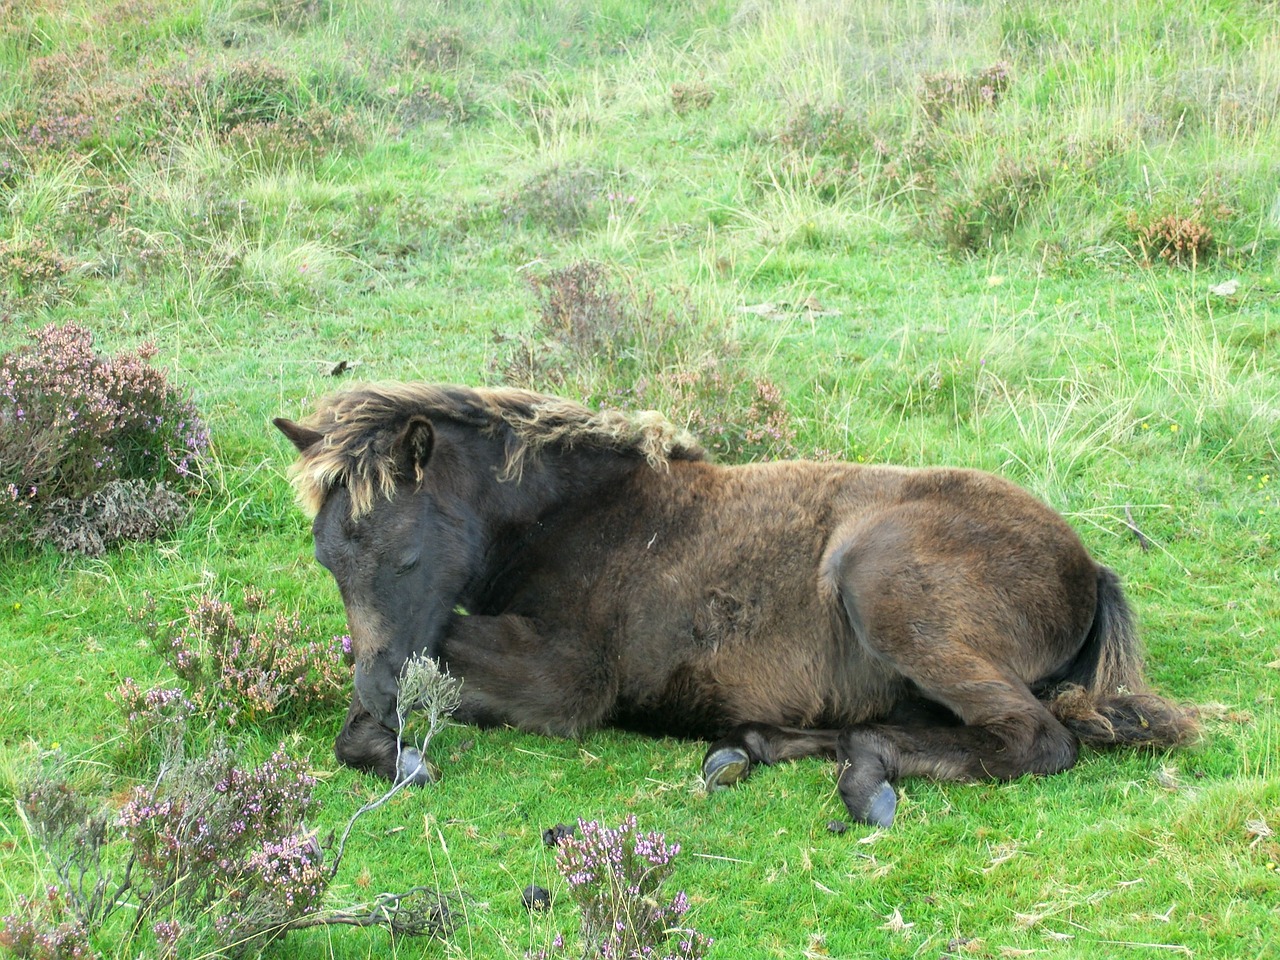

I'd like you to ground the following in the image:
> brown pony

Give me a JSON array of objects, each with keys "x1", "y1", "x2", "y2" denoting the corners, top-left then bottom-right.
[{"x1": 275, "y1": 383, "x2": 1195, "y2": 826}]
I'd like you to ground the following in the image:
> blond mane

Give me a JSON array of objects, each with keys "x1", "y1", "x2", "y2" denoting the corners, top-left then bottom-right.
[{"x1": 285, "y1": 383, "x2": 705, "y2": 517}]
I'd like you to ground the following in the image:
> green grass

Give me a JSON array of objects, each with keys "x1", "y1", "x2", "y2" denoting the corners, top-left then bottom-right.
[{"x1": 2, "y1": 0, "x2": 1279, "y2": 956}]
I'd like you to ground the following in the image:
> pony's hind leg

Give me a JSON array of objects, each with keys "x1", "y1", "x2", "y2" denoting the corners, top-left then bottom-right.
[
  {"x1": 702, "y1": 723, "x2": 840, "y2": 790},
  {"x1": 835, "y1": 706, "x2": 1078, "y2": 827},
  {"x1": 828, "y1": 511, "x2": 1093, "y2": 827}
]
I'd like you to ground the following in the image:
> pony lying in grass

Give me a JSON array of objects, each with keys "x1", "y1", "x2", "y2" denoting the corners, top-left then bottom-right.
[{"x1": 275, "y1": 383, "x2": 1195, "y2": 826}]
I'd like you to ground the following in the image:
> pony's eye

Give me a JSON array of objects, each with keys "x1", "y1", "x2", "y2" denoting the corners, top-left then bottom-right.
[{"x1": 394, "y1": 556, "x2": 420, "y2": 576}]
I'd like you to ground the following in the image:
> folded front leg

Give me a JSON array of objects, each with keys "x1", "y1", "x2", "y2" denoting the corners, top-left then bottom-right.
[{"x1": 440, "y1": 614, "x2": 618, "y2": 737}]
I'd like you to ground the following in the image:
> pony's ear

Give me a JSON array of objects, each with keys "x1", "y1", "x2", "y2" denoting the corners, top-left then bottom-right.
[
  {"x1": 274, "y1": 417, "x2": 324, "y2": 453},
  {"x1": 393, "y1": 415, "x2": 435, "y2": 478}
]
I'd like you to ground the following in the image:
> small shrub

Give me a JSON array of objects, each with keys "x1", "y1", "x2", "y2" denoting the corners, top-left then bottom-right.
[
  {"x1": 13, "y1": 746, "x2": 325, "y2": 955},
  {"x1": 635, "y1": 363, "x2": 797, "y2": 463},
  {"x1": 528, "y1": 261, "x2": 629, "y2": 358},
  {"x1": 670, "y1": 82, "x2": 714, "y2": 116},
  {"x1": 776, "y1": 102, "x2": 869, "y2": 159},
  {"x1": 928, "y1": 156, "x2": 1052, "y2": 252},
  {"x1": 7, "y1": 664, "x2": 462, "y2": 958},
  {"x1": 500, "y1": 260, "x2": 646, "y2": 389},
  {"x1": 234, "y1": 0, "x2": 329, "y2": 30},
  {"x1": 109, "y1": 678, "x2": 195, "y2": 762},
  {"x1": 0, "y1": 151, "x2": 25, "y2": 189},
  {"x1": 390, "y1": 83, "x2": 475, "y2": 127},
  {"x1": 505, "y1": 165, "x2": 605, "y2": 235},
  {"x1": 32, "y1": 479, "x2": 189, "y2": 557},
  {"x1": 207, "y1": 58, "x2": 300, "y2": 131},
  {"x1": 58, "y1": 183, "x2": 133, "y2": 239},
  {"x1": 0, "y1": 322, "x2": 207, "y2": 551},
  {"x1": 774, "y1": 106, "x2": 938, "y2": 203},
  {"x1": 221, "y1": 104, "x2": 360, "y2": 162},
  {"x1": 541, "y1": 816, "x2": 711, "y2": 960},
  {"x1": 497, "y1": 264, "x2": 795, "y2": 463},
  {"x1": 137, "y1": 587, "x2": 349, "y2": 727},
  {"x1": 870, "y1": 132, "x2": 940, "y2": 199},
  {"x1": 402, "y1": 27, "x2": 468, "y2": 71},
  {"x1": 918, "y1": 62, "x2": 1012, "y2": 123},
  {"x1": 0, "y1": 237, "x2": 75, "y2": 304}
]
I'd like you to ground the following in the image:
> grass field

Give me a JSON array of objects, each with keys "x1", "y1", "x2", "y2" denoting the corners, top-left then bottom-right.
[{"x1": 1, "y1": 0, "x2": 1278, "y2": 956}]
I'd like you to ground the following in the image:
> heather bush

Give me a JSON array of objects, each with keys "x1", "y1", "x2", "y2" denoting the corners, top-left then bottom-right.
[
  {"x1": 776, "y1": 102, "x2": 870, "y2": 159},
  {"x1": 527, "y1": 261, "x2": 630, "y2": 360},
  {"x1": 136, "y1": 587, "x2": 349, "y2": 727},
  {"x1": 0, "y1": 322, "x2": 206, "y2": 553},
  {"x1": 0, "y1": 151, "x2": 23, "y2": 188},
  {"x1": 0, "y1": 237, "x2": 75, "y2": 305},
  {"x1": 500, "y1": 263, "x2": 796, "y2": 463},
  {"x1": 1, "y1": 51, "x2": 356, "y2": 164},
  {"x1": 0, "y1": 887, "x2": 97, "y2": 960},
  {"x1": 541, "y1": 816, "x2": 711, "y2": 960},
  {"x1": 929, "y1": 156, "x2": 1053, "y2": 253},
  {"x1": 6, "y1": 662, "x2": 464, "y2": 959},
  {"x1": 401, "y1": 26, "x2": 469, "y2": 71},
  {"x1": 12, "y1": 745, "x2": 326, "y2": 956},
  {"x1": 499, "y1": 260, "x2": 649, "y2": 389},
  {"x1": 634, "y1": 363, "x2": 797, "y2": 463},
  {"x1": 669, "y1": 82, "x2": 714, "y2": 116},
  {"x1": 505, "y1": 166, "x2": 606, "y2": 235},
  {"x1": 108, "y1": 678, "x2": 196, "y2": 767},
  {"x1": 917, "y1": 62, "x2": 1013, "y2": 123},
  {"x1": 773, "y1": 104, "x2": 942, "y2": 205},
  {"x1": 33, "y1": 480, "x2": 190, "y2": 557},
  {"x1": 234, "y1": 0, "x2": 330, "y2": 31}
]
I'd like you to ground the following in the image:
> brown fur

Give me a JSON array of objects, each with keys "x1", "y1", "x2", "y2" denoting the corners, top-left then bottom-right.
[{"x1": 276, "y1": 383, "x2": 1196, "y2": 825}]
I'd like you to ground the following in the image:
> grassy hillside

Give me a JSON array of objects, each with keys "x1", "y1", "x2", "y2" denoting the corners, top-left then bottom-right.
[{"x1": 1, "y1": 0, "x2": 1278, "y2": 957}]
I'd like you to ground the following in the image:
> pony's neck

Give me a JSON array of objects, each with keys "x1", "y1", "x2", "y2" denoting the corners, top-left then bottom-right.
[{"x1": 489, "y1": 441, "x2": 643, "y2": 528}]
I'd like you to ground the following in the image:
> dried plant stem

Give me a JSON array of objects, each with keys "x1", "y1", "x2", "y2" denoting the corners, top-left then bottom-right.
[{"x1": 331, "y1": 654, "x2": 462, "y2": 873}]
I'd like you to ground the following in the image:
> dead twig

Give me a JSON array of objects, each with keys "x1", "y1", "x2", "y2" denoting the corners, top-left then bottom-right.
[{"x1": 1122, "y1": 505, "x2": 1151, "y2": 552}]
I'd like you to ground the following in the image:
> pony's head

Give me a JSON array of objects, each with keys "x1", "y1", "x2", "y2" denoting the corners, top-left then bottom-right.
[{"x1": 275, "y1": 382, "x2": 703, "y2": 728}]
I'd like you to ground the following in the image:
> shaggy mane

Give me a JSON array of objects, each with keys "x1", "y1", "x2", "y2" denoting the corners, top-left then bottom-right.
[{"x1": 286, "y1": 382, "x2": 705, "y2": 517}]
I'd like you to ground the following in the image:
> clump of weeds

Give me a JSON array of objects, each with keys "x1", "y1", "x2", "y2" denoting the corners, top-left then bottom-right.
[
  {"x1": 401, "y1": 27, "x2": 469, "y2": 72},
  {"x1": 498, "y1": 260, "x2": 797, "y2": 463},
  {"x1": 928, "y1": 155, "x2": 1053, "y2": 253},
  {"x1": 1126, "y1": 192, "x2": 1233, "y2": 267}
]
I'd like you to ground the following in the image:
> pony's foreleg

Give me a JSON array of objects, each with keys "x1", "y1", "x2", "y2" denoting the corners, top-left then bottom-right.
[
  {"x1": 334, "y1": 684, "x2": 434, "y2": 786},
  {"x1": 702, "y1": 723, "x2": 840, "y2": 790},
  {"x1": 440, "y1": 614, "x2": 616, "y2": 735}
]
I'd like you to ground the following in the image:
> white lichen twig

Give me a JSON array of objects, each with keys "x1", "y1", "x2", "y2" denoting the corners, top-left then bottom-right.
[{"x1": 330, "y1": 655, "x2": 462, "y2": 871}]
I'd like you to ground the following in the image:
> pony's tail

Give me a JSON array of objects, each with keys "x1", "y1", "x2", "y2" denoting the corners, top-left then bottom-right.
[{"x1": 1045, "y1": 566, "x2": 1198, "y2": 748}]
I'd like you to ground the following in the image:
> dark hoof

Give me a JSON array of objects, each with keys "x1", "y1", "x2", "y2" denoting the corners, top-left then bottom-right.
[
  {"x1": 703, "y1": 746, "x2": 751, "y2": 792},
  {"x1": 863, "y1": 781, "x2": 897, "y2": 828},
  {"x1": 396, "y1": 747, "x2": 437, "y2": 786}
]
